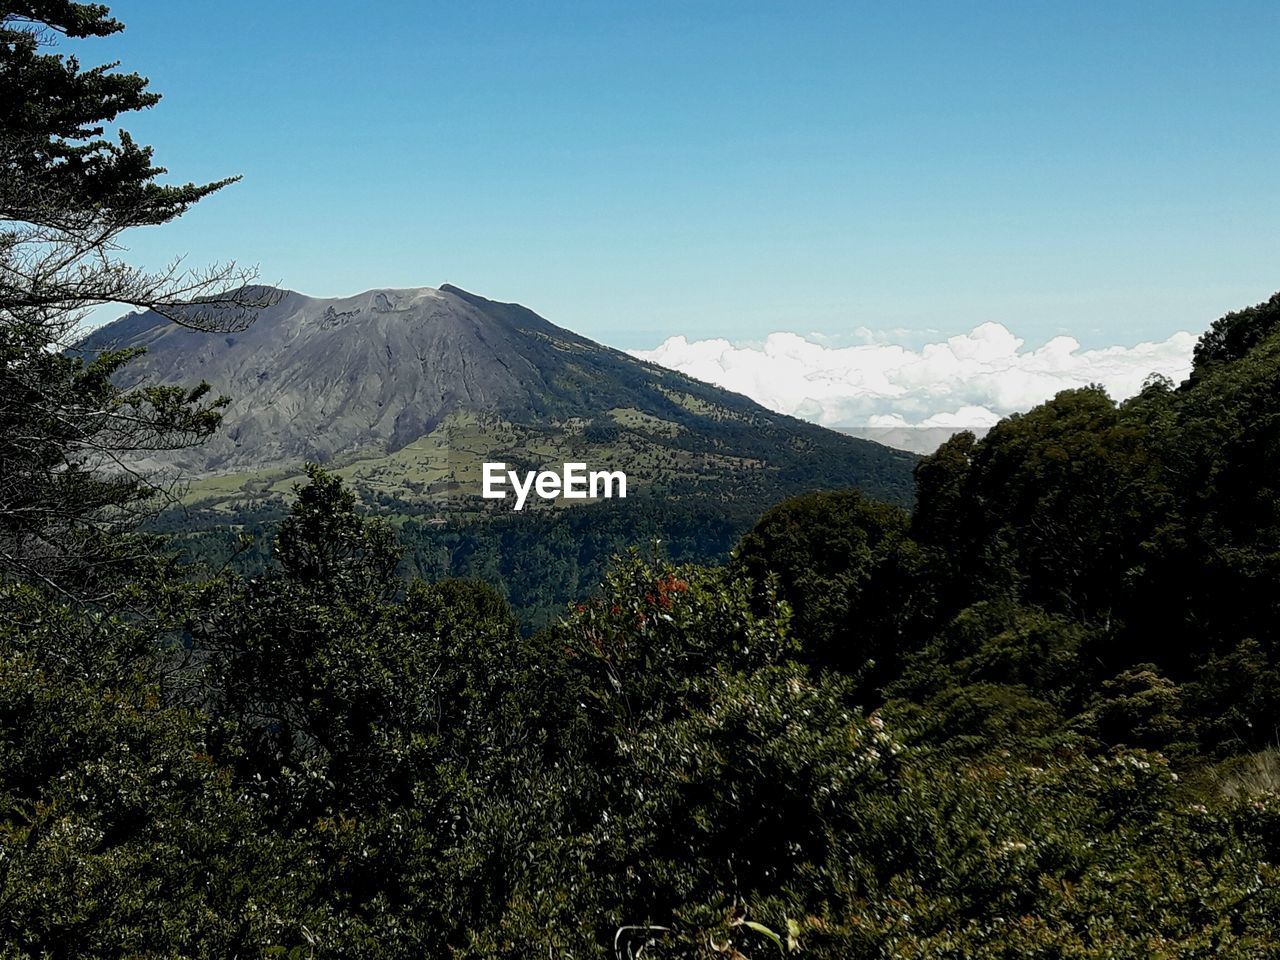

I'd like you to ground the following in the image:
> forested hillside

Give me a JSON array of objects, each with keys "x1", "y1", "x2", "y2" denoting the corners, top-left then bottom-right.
[
  {"x1": 88, "y1": 280, "x2": 920, "y2": 627},
  {"x1": 5, "y1": 3, "x2": 1280, "y2": 957},
  {"x1": 4, "y1": 291, "x2": 1280, "y2": 957}
]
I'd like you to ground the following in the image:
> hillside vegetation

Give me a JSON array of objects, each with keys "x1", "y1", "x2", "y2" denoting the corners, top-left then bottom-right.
[
  {"x1": 4, "y1": 293, "x2": 1280, "y2": 958},
  {"x1": 153, "y1": 402, "x2": 916, "y2": 627}
]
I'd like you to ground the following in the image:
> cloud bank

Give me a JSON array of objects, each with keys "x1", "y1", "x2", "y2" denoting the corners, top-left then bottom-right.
[{"x1": 629, "y1": 323, "x2": 1197, "y2": 453}]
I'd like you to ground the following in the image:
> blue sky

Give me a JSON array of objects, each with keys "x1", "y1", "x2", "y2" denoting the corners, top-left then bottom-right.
[{"x1": 91, "y1": 1, "x2": 1278, "y2": 350}]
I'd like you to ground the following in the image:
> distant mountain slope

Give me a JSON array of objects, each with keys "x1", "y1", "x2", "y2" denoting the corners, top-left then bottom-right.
[{"x1": 78, "y1": 284, "x2": 917, "y2": 509}]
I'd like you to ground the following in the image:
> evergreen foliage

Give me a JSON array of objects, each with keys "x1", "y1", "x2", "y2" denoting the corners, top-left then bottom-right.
[{"x1": 0, "y1": 0, "x2": 269, "y2": 598}]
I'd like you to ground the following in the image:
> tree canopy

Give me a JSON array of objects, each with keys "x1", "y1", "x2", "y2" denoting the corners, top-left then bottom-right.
[{"x1": 0, "y1": 0, "x2": 269, "y2": 598}]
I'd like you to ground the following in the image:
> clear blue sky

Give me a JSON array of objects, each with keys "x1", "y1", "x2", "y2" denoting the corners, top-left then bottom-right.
[{"x1": 90, "y1": 0, "x2": 1279, "y2": 348}]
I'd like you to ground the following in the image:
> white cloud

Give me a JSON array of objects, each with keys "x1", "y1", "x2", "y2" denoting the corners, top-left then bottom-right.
[{"x1": 629, "y1": 323, "x2": 1197, "y2": 452}]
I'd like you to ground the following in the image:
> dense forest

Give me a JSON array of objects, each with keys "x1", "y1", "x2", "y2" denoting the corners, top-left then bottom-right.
[
  {"x1": 161, "y1": 494, "x2": 755, "y2": 630},
  {"x1": 5, "y1": 3, "x2": 1280, "y2": 958}
]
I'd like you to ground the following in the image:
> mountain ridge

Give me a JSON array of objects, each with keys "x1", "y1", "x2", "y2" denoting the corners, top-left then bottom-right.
[{"x1": 77, "y1": 284, "x2": 917, "y2": 507}]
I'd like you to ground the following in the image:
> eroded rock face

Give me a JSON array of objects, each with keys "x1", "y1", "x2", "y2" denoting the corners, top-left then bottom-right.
[{"x1": 79, "y1": 285, "x2": 613, "y2": 473}]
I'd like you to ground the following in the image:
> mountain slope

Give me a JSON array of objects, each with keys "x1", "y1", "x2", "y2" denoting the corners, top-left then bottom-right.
[{"x1": 79, "y1": 284, "x2": 917, "y2": 509}]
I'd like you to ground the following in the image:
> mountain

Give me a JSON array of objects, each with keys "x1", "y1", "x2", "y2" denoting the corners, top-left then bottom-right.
[
  {"x1": 80, "y1": 284, "x2": 916, "y2": 624},
  {"x1": 79, "y1": 284, "x2": 916, "y2": 508}
]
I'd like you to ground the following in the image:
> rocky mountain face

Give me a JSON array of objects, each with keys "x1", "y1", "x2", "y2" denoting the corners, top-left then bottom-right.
[{"x1": 77, "y1": 284, "x2": 917, "y2": 505}]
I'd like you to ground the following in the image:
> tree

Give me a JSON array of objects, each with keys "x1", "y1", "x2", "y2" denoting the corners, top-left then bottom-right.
[
  {"x1": 911, "y1": 387, "x2": 1170, "y2": 635},
  {"x1": 194, "y1": 468, "x2": 561, "y2": 951},
  {"x1": 0, "y1": 582, "x2": 316, "y2": 957},
  {"x1": 1190, "y1": 290, "x2": 1280, "y2": 375},
  {"x1": 734, "y1": 489, "x2": 929, "y2": 687},
  {"x1": 0, "y1": 1, "x2": 271, "y2": 598},
  {"x1": 0, "y1": 1, "x2": 261, "y2": 324}
]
